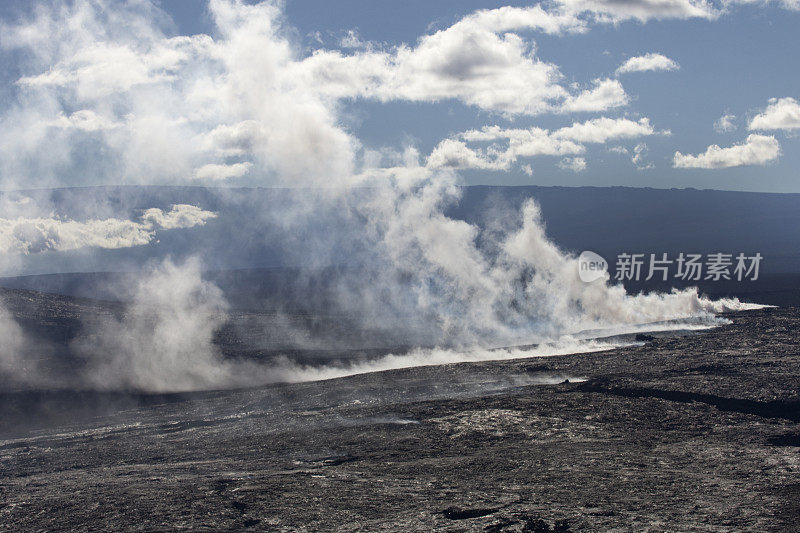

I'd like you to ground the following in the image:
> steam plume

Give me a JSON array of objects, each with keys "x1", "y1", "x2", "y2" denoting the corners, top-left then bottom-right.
[{"x1": 0, "y1": 1, "x2": 766, "y2": 392}]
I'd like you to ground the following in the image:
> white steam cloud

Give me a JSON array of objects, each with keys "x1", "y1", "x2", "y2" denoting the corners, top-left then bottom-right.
[
  {"x1": 0, "y1": 1, "x2": 768, "y2": 393},
  {"x1": 73, "y1": 258, "x2": 257, "y2": 392},
  {"x1": 0, "y1": 299, "x2": 31, "y2": 385},
  {"x1": 62, "y1": 251, "x2": 761, "y2": 393}
]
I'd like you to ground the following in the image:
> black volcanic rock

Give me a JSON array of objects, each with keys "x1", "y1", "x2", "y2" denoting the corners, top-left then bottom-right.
[{"x1": 1, "y1": 302, "x2": 799, "y2": 530}]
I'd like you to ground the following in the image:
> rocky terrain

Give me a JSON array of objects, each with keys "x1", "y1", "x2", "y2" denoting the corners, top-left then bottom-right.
[{"x1": 1, "y1": 301, "x2": 799, "y2": 531}]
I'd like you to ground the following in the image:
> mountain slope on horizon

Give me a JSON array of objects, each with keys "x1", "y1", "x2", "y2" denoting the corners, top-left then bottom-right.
[
  {"x1": 2, "y1": 184, "x2": 798, "y2": 274},
  {"x1": 2, "y1": 184, "x2": 799, "y2": 307}
]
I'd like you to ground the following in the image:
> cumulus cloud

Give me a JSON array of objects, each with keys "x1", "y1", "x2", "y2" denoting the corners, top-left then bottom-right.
[
  {"x1": 0, "y1": 0, "x2": 668, "y2": 193},
  {"x1": 616, "y1": 53, "x2": 680, "y2": 74},
  {"x1": 723, "y1": 0, "x2": 799, "y2": 11},
  {"x1": 294, "y1": 7, "x2": 588, "y2": 116},
  {"x1": 49, "y1": 109, "x2": 122, "y2": 131},
  {"x1": 748, "y1": 97, "x2": 800, "y2": 131},
  {"x1": 428, "y1": 117, "x2": 659, "y2": 171},
  {"x1": 284, "y1": 5, "x2": 639, "y2": 117},
  {"x1": 631, "y1": 142, "x2": 654, "y2": 169},
  {"x1": 557, "y1": 0, "x2": 718, "y2": 21},
  {"x1": 554, "y1": 116, "x2": 663, "y2": 142},
  {"x1": 15, "y1": 36, "x2": 211, "y2": 97},
  {"x1": 339, "y1": 30, "x2": 365, "y2": 49},
  {"x1": 608, "y1": 143, "x2": 653, "y2": 168},
  {"x1": 0, "y1": 204, "x2": 216, "y2": 254},
  {"x1": 560, "y1": 78, "x2": 628, "y2": 112},
  {"x1": 673, "y1": 134, "x2": 780, "y2": 168},
  {"x1": 459, "y1": 5, "x2": 586, "y2": 34},
  {"x1": 193, "y1": 162, "x2": 253, "y2": 181},
  {"x1": 714, "y1": 113, "x2": 737, "y2": 133},
  {"x1": 558, "y1": 156, "x2": 587, "y2": 172},
  {"x1": 140, "y1": 204, "x2": 218, "y2": 229},
  {"x1": 199, "y1": 121, "x2": 264, "y2": 157},
  {"x1": 426, "y1": 139, "x2": 511, "y2": 171},
  {"x1": 2, "y1": 0, "x2": 790, "y2": 193}
]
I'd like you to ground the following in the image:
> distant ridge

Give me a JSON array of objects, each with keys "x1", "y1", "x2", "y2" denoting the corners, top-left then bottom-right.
[{"x1": 1, "y1": 184, "x2": 799, "y2": 277}]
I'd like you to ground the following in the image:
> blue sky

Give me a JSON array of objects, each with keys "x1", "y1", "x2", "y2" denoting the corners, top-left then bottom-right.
[
  {"x1": 289, "y1": 0, "x2": 799, "y2": 190},
  {"x1": 0, "y1": 0, "x2": 798, "y2": 191}
]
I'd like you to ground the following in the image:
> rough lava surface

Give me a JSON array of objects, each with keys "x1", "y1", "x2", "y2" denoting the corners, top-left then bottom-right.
[{"x1": 0, "y1": 294, "x2": 798, "y2": 531}]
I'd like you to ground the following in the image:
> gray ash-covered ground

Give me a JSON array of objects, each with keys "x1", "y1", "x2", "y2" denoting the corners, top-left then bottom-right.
[{"x1": 1, "y1": 301, "x2": 799, "y2": 531}]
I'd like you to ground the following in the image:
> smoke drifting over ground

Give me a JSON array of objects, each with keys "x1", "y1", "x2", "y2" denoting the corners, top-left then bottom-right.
[
  {"x1": 72, "y1": 258, "x2": 240, "y2": 391},
  {"x1": 0, "y1": 1, "x2": 766, "y2": 392},
  {"x1": 1, "y1": 229, "x2": 759, "y2": 393},
  {"x1": 0, "y1": 300, "x2": 30, "y2": 384}
]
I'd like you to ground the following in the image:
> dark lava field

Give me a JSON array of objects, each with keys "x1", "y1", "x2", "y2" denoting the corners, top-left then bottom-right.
[{"x1": 1, "y1": 300, "x2": 799, "y2": 531}]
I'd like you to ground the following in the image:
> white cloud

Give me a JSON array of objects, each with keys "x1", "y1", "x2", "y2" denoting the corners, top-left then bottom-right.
[
  {"x1": 461, "y1": 5, "x2": 587, "y2": 34},
  {"x1": 558, "y1": 157, "x2": 587, "y2": 172},
  {"x1": 555, "y1": 117, "x2": 661, "y2": 142},
  {"x1": 199, "y1": 121, "x2": 264, "y2": 157},
  {"x1": 632, "y1": 142, "x2": 654, "y2": 169},
  {"x1": 461, "y1": 125, "x2": 586, "y2": 154},
  {"x1": 140, "y1": 204, "x2": 218, "y2": 230},
  {"x1": 16, "y1": 36, "x2": 214, "y2": 99},
  {"x1": 557, "y1": 0, "x2": 718, "y2": 22},
  {"x1": 748, "y1": 97, "x2": 800, "y2": 131},
  {"x1": 673, "y1": 134, "x2": 780, "y2": 169},
  {"x1": 608, "y1": 143, "x2": 654, "y2": 168},
  {"x1": 193, "y1": 162, "x2": 253, "y2": 181},
  {"x1": 387, "y1": 30, "x2": 565, "y2": 115},
  {"x1": 426, "y1": 139, "x2": 510, "y2": 171},
  {"x1": 714, "y1": 113, "x2": 737, "y2": 133},
  {"x1": 50, "y1": 109, "x2": 121, "y2": 131},
  {"x1": 723, "y1": 0, "x2": 799, "y2": 11},
  {"x1": 428, "y1": 117, "x2": 658, "y2": 170},
  {"x1": 291, "y1": 7, "x2": 633, "y2": 117},
  {"x1": 298, "y1": 25, "x2": 569, "y2": 115},
  {"x1": 0, "y1": 0, "x2": 657, "y2": 193},
  {"x1": 0, "y1": 217, "x2": 154, "y2": 254},
  {"x1": 616, "y1": 53, "x2": 679, "y2": 75},
  {"x1": 559, "y1": 79, "x2": 628, "y2": 113},
  {"x1": 0, "y1": 0, "x2": 359, "y2": 189},
  {"x1": 0, "y1": 204, "x2": 216, "y2": 255},
  {"x1": 339, "y1": 30, "x2": 365, "y2": 49},
  {"x1": 4, "y1": 0, "x2": 786, "y2": 194}
]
